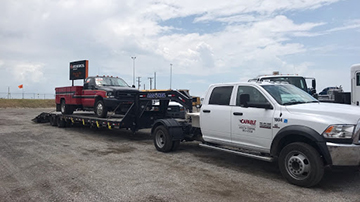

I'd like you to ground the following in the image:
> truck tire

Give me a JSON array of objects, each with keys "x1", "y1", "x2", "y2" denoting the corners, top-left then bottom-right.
[
  {"x1": 154, "y1": 125, "x2": 174, "y2": 152},
  {"x1": 95, "y1": 100, "x2": 108, "y2": 118},
  {"x1": 278, "y1": 142, "x2": 324, "y2": 187},
  {"x1": 61, "y1": 100, "x2": 73, "y2": 115}
]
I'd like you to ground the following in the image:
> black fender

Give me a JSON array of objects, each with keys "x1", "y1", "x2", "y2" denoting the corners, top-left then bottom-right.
[
  {"x1": 271, "y1": 125, "x2": 332, "y2": 165},
  {"x1": 151, "y1": 119, "x2": 184, "y2": 141}
]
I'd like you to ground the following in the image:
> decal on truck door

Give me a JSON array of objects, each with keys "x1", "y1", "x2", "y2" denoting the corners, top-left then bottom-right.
[
  {"x1": 259, "y1": 122, "x2": 271, "y2": 129},
  {"x1": 239, "y1": 119, "x2": 256, "y2": 133},
  {"x1": 273, "y1": 124, "x2": 281, "y2": 129}
]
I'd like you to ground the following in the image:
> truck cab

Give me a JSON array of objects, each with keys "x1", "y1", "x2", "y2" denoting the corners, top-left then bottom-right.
[{"x1": 249, "y1": 73, "x2": 317, "y2": 97}]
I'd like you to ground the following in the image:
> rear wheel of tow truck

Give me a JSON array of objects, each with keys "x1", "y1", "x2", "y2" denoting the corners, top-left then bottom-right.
[
  {"x1": 278, "y1": 142, "x2": 324, "y2": 187},
  {"x1": 95, "y1": 100, "x2": 108, "y2": 118},
  {"x1": 49, "y1": 115, "x2": 57, "y2": 126},
  {"x1": 56, "y1": 116, "x2": 66, "y2": 128},
  {"x1": 60, "y1": 100, "x2": 73, "y2": 115},
  {"x1": 154, "y1": 125, "x2": 176, "y2": 152}
]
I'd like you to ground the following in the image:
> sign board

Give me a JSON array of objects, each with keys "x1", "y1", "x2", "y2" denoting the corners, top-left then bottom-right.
[{"x1": 69, "y1": 60, "x2": 88, "y2": 80}]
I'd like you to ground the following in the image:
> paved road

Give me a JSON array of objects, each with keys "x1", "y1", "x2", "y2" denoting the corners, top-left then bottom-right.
[{"x1": 0, "y1": 108, "x2": 359, "y2": 202}]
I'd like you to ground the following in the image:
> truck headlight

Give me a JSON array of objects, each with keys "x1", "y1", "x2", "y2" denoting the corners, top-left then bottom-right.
[
  {"x1": 106, "y1": 92, "x2": 115, "y2": 98},
  {"x1": 322, "y1": 124, "x2": 354, "y2": 139}
]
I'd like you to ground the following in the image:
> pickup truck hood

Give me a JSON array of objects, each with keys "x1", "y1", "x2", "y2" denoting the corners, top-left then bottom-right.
[
  {"x1": 99, "y1": 86, "x2": 139, "y2": 92},
  {"x1": 285, "y1": 103, "x2": 360, "y2": 124}
]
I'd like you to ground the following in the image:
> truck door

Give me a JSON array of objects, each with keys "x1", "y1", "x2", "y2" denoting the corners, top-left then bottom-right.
[
  {"x1": 200, "y1": 85, "x2": 234, "y2": 145},
  {"x1": 82, "y1": 78, "x2": 96, "y2": 107},
  {"x1": 231, "y1": 85, "x2": 275, "y2": 151}
]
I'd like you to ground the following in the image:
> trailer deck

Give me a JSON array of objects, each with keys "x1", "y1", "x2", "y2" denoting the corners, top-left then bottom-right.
[{"x1": 33, "y1": 90, "x2": 193, "y2": 132}]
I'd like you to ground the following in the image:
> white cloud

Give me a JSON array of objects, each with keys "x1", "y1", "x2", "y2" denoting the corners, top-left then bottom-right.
[
  {"x1": 11, "y1": 62, "x2": 45, "y2": 83},
  {"x1": 0, "y1": 0, "x2": 355, "y2": 95},
  {"x1": 325, "y1": 19, "x2": 360, "y2": 33}
]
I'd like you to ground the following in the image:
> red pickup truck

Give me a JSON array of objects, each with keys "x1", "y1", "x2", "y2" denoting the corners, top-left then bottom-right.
[{"x1": 55, "y1": 76, "x2": 139, "y2": 117}]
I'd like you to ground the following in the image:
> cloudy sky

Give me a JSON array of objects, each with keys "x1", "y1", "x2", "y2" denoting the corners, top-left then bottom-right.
[{"x1": 0, "y1": 0, "x2": 359, "y2": 98}]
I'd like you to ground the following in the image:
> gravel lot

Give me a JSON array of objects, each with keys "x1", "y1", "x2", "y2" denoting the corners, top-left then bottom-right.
[{"x1": 1, "y1": 108, "x2": 360, "y2": 202}]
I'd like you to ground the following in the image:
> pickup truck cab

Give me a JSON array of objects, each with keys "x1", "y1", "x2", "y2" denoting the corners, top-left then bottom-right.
[
  {"x1": 249, "y1": 74, "x2": 317, "y2": 97},
  {"x1": 56, "y1": 76, "x2": 139, "y2": 117},
  {"x1": 152, "y1": 81, "x2": 360, "y2": 187}
]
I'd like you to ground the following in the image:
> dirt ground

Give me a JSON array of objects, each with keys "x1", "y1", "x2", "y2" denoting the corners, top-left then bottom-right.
[{"x1": 0, "y1": 108, "x2": 360, "y2": 202}]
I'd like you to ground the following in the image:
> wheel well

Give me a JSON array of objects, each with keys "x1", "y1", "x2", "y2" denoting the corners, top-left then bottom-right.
[
  {"x1": 94, "y1": 96, "x2": 103, "y2": 106},
  {"x1": 151, "y1": 122, "x2": 165, "y2": 135},
  {"x1": 274, "y1": 134, "x2": 328, "y2": 164},
  {"x1": 60, "y1": 98, "x2": 65, "y2": 104}
]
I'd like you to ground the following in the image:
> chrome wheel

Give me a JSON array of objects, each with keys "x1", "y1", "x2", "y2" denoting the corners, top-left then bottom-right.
[
  {"x1": 96, "y1": 102, "x2": 104, "y2": 115},
  {"x1": 155, "y1": 130, "x2": 165, "y2": 148},
  {"x1": 285, "y1": 151, "x2": 310, "y2": 180},
  {"x1": 61, "y1": 101, "x2": 66, "y2": 113}
]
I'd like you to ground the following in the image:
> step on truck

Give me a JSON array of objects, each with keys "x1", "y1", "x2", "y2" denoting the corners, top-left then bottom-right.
[{"x1": 151, "y1": 81, "x2": 360, "y2": 187}]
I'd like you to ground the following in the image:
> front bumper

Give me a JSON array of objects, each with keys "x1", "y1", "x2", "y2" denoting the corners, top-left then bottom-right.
[
  {"x1": 103, "y1": 98, "x2": 133, "y2": 110},
  {"x1": 103, "y1": 98, "x2": 121, "y2": 109},
  {"x1": 327, "y1": 142, "x2": 360, "y2": 166}
]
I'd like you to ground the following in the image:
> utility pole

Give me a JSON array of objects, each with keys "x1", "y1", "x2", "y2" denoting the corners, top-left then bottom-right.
[
  {"x1": 148, "y1": 77, "x2": 153, "y2": 90},
  {"x1": 7, "y1": 86, "x2": 10, "y2": 99},
  {"x1": 154, "y1": 72, "x2": 156, "y2": 89},
  {"x1": 131, "y1": 56, "x2": 136, "y2": 86},
  {"x1": 170, "y1": 63, "x2": 172, "y2": 89},
  {"x1": 136, "y1": 77, "x2": 141, "y2": 90}
]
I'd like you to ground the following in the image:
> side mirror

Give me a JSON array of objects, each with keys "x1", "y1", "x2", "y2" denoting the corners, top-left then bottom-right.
[
  {"x1": 261, "y1": 102, "x2": 273, "y2": 110},
  {"x1": 248, "y1": 102, "x2": 273, "y2": 110},
  {"x1": 239, "y1": 94, "x2": 250, "y2": 107},
  {"x1": 312, "y1": 79, "x2": 316, "y2": 90}
]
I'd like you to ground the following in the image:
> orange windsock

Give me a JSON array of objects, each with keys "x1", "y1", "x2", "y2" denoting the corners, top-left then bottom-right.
[{"x1": 18, "y1": 84, "x2": 23, "y2": 89}]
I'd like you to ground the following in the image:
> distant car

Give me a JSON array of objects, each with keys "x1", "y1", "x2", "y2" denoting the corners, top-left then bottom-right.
[{"x1": 153, "y1": 101, "x2": 186, "y2": 119}]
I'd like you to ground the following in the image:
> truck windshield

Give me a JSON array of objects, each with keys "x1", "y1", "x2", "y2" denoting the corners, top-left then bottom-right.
[
  {"x1": 260, "y1": 77, "x2": 307, "y2": 92},
  {"x1": 261, "y1": 84, "x2": 318, "y2": 105},
  {"x1": 95, "y1": 77, "x2": 129, "y2": 87}
]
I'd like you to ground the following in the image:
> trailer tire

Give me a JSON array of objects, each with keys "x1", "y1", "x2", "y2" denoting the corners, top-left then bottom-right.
[
  {"x1": 49, "y1": 115, "x2": 57, "y2": 126},
  {"x1": 278, "y1": 142, "x2": 324, "y2": 187},
  {"x1": 154, "y1": 125, "x2": 174, "y2": 152},
  {"x1": 61, "y1": 100, "x2": 73, "y2": 115},
  {"x1": 56, "y1": 117, "x2": 66, "y2": 128},
  {"x1": 95, "y1": 100, "x2": 108, "y2": 118}
]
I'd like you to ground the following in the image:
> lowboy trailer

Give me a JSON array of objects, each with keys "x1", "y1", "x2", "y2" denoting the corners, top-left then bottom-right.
[{"x1": 33, "y1": 90, "x2": 193, "y2": 132}]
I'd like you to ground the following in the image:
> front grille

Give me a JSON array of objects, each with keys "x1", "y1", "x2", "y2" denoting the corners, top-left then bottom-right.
[{"x1": 115, "y1": 92, "x2": 136, "y2": 99}]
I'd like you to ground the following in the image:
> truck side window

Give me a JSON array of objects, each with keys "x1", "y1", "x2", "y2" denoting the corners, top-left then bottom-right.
[
  {"x1": 357, "y1": 73, "x2": 360, "y2": 86},
  {"x1": 209, "y1": 86, "x2": 233, "y2": 105},
  {"x1": 84, "y1": 78, "x2": 95, "y2": 89},
  {"x1": 236, "y1": 86, "x2": 267, "y2": 106}
]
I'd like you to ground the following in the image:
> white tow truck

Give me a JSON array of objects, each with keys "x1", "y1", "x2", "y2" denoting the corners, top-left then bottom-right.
[{"x1": 151, "y1": 81, "x2": 360, "y2": 187}]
